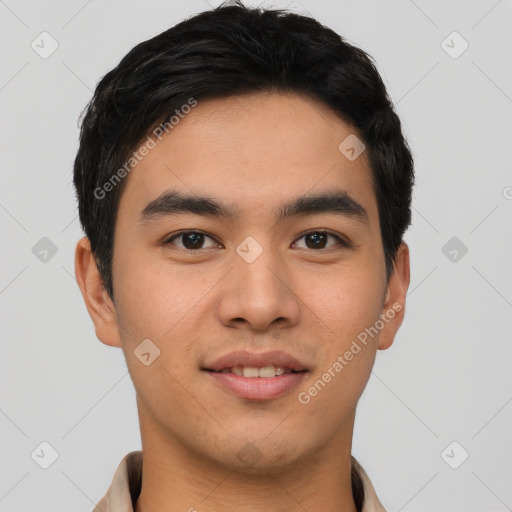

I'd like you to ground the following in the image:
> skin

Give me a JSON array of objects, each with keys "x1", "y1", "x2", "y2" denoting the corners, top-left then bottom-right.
[{"x1": 75, "y1": 91, "x2": 410, "y2": 512}]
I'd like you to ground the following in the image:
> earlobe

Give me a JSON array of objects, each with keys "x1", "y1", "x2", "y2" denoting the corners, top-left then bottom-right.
[
  {"x1": 377, "y1": 241, "x2": 410, "y2": 351},
  {"x1": 74, "y1": 236, "x2": 123, "y2": 348}
]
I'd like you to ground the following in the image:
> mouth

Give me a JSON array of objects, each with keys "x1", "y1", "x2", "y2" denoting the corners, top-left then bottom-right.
[
  {"x1": 202, "y1": 365, "x2": 307, "y2": 378},
  {"x1": 202, "y1": 368, "x2": 308, "y2": 401},
  {"x1": 203, "y1": 349, "x2": 309, "y2": 373},
  {"x1": 201, "y1": 350, "x2": 310, "y2": 401}
]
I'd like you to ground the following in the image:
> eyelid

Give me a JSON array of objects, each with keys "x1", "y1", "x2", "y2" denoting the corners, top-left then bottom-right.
[
  {"x1": 292, "y1": 229, "x2": 350, "y2": 249},
  {"x1": 163, "y1": 229, "x2": 351, "y2": 251},
  {"x1": 164, "y1": 230, "x2": 221, "y2": 249}
]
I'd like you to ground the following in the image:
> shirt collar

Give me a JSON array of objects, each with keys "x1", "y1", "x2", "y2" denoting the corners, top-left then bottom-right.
[{"x1": 93, "y1": 450, "x2": 386, "y2": 512}]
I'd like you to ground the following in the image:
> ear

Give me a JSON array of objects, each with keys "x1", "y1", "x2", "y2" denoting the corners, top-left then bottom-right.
[
  {"x1": 74, "y1": 236, "x2": 122, "y2": 348},
  {"x1": 377, "y1": 241, "x2": 410, "y2": 351}
]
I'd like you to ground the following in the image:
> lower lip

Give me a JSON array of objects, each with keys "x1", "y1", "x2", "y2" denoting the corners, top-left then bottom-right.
[{"x1": 204, "y1": 371, "x2": 308, "y2": 401}]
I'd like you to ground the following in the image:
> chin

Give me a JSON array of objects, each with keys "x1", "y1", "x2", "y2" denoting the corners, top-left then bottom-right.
[{"x1": 209, "y1": 434, "x2": 311, "y2": 475}]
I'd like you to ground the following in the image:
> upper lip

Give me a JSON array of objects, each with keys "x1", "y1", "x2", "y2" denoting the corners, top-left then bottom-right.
[{"x1": 203, "y1": 350, "x2": 308, "y2": 372}]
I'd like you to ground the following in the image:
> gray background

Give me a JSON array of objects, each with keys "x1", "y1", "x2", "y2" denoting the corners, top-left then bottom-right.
[{"x1": 1, "y1": 0, "x2": 511, "y2": 510}]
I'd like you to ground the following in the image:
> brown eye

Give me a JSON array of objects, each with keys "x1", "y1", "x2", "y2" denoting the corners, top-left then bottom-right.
[
  {"x1": 165, "y1": 231, "x2": 218, "y2": 250},
  {"x1": 293, "y1": 231, "x2": 347, "y2": 250}
]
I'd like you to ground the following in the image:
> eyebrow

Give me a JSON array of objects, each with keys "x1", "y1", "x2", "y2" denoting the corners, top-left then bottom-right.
[{"x1": 138, "y1": 188, "x2": 369, "y2": 226}]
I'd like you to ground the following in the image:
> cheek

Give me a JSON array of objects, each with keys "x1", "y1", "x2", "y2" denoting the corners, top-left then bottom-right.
[
  {"x1": 113, "y1": 249, "x2": 210, "y2": 340},
  {"x1": 111, "y1": 251, "x2": 223, "y2": 399},
  {"x1": 296, "y1": 272, "x2": 381, "y2": 422},
  {"x1": 111, "y1": 253, "x2": 206, "y2": 409},
  {"x1": 294, "y1": 264, "x2": 383, "y2": 404},
  {"x1": 300, "y1": 264, "x2": 384, "y2": 341}
]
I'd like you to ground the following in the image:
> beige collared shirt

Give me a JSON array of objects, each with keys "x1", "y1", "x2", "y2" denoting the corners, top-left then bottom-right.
[{"x1": 92, "y1": 451, "x2": 386, "y2": 512}]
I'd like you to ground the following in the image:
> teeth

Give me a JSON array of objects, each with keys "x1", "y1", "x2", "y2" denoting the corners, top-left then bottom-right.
[
  {"x1": 223, "y1": 365, "x2": 293, "y2": 377},
  {"x1": 258, "y1": 366, "x2": 277, "y2": 378},
  {"x1": 243, "y1": 366, "x2": 259, "y2": 378}
]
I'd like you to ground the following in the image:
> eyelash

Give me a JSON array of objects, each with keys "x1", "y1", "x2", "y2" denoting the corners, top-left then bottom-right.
[{"x1": 163, "y1": 230, "x2": 350, "y2": 251}]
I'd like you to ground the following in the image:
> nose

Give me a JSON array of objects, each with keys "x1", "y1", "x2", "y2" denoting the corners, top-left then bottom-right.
[{"x1": 216, "y1": 244, "x2": 301, "y2": 332}]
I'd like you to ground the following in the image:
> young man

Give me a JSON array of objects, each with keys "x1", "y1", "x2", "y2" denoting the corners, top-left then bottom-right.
[{"x1": 73, "y1": 1, "x2": 413, "y2": 511}]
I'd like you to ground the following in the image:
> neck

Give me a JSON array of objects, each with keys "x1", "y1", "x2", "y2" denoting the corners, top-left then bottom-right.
[{"x1": 134, "y1": 409, "x2": 358, "y2": 512}]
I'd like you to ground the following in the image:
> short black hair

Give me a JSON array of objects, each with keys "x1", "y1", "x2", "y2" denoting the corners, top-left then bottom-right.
[{"x1": 73, "y1": 0, "x2": 414, "y2": 302}]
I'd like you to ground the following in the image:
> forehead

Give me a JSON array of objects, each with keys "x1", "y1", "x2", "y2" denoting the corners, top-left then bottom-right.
[{"x1": 116, "y1": 91, "x2": 377, "y2": 226}]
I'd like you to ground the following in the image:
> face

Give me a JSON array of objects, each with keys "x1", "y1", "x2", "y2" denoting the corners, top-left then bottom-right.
[{"x1": 76, "y1": 91, "x2": 409, "y2": 474}]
